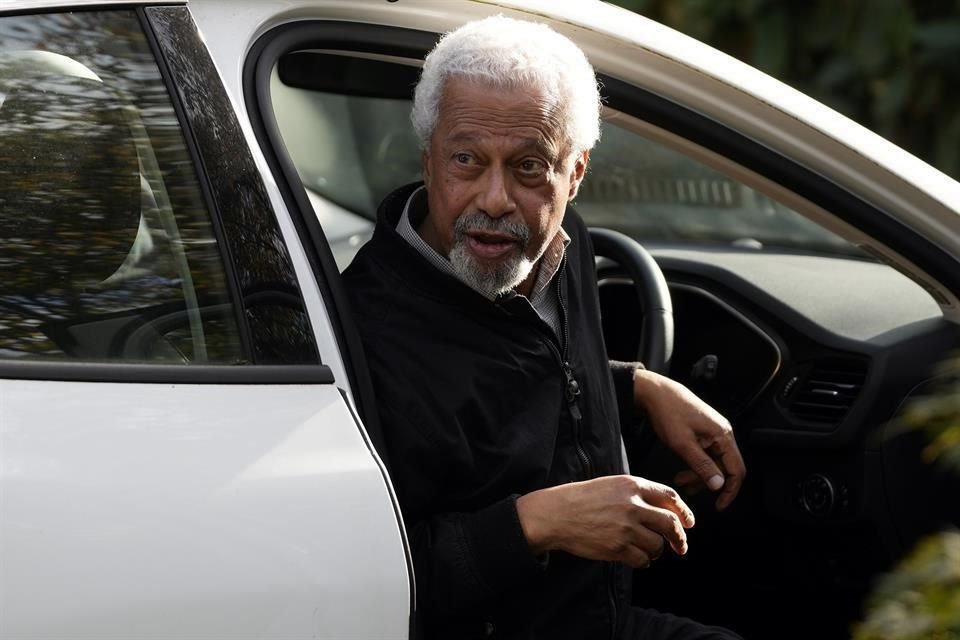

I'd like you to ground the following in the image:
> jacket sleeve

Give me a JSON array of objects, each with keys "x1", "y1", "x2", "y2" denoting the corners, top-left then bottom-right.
[
  {"x1": 609, "y1": 359, "x2": 642, "y2": 437},
  {"x1": 361, "y1": 335, "x2": 548, "y2": 619},
  {"x1": 408, "y1": 495, "x2": 548, "y2": 618}
]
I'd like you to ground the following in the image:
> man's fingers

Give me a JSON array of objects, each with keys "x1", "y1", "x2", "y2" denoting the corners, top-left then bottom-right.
[
  {"x1": 673, "y1": 469, "x2": 705, "y2": 496},
  {"x1": 712, "y1": 437, "x2": 746, "y2": 511},
  {"x1": 621, "y1": 545, "x2": 652, "y2": 570},
  {"x1": 624, "y1": 521, "x2": 665, "y2": 558},
  {"x1": 639, "y1": 481, "x2": 695, "y2": 529},
  {"x1": 715, "y1": 455, "x2": 745, "y2": 511},
  {"x1": 674, "y1": 469, "x2": 700, "y2": 487},
  {"x1": 634, "y1": 503, "x2": 688, "y2": 555},
  {"x1": 650, "y1": 538, "x2": 665, "y2": 561},
  {"x1": 615, "y1": 536, "x2": 662, "y2": 569},
  {"x1": 675, "y1": 441, "x2": 725, "y2": 492}
]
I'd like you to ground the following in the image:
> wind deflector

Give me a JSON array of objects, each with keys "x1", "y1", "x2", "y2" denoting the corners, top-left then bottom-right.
[{"x1": 277, "y1": 52, "x2": 419, "y2": 100}]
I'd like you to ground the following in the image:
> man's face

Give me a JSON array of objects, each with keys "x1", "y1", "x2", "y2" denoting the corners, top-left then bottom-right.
[{"x1": 419, "y1": 76, "x2": 588, "y2": 296}]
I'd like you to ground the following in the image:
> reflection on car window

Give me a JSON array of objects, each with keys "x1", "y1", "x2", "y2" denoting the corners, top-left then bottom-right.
[
  {"x1": 271, "y1": 52, "x2": 862, "y2": 266},
  {"x1": 0, "y1": 11, "x2": 243, "y2": 363},
  {"x1": 577, "y1": 123, "x2": 863, "y2": 257}
]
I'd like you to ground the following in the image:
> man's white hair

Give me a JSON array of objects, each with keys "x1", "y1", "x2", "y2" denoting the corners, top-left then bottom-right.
[{"x1": 411, "y1": 15, "x2": 601, "y2": 153}]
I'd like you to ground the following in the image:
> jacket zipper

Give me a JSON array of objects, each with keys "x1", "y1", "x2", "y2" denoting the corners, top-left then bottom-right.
[
  {"x1": 556, "y1": 258, "x2": 594, "y2": 480},
  {"x1": 556, "y1": 255, "x2": 616, "y2": 638},
  {"x1": 549, "y1": 254, "x2": 616, "y2": 635}
]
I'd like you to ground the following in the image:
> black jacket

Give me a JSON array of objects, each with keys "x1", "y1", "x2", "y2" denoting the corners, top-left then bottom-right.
[{"x1": 343, "y1": 183, "x2": 639, "y2": 639}]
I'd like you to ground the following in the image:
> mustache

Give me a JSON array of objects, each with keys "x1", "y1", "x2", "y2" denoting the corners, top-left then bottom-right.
[{"x1": 453, "y1": 212, "x2": 531, "y2": 245}]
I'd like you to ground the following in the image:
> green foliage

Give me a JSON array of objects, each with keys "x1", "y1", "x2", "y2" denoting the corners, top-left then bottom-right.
[
  {"x1": 893, "y1": 356, "x2": 960, "y2": 473},
  {"x1": 853, "y1": 531, "x2": 960, "y2": 640},
  {"x1": 855, "y1": 355, "x2": 959, "y2": 639},
  {"x1": 607, "y1": 0, "x2": 960, "y2": 179}
]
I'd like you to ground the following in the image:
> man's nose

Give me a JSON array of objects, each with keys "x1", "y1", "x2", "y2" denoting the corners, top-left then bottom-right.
[{"x1": 475, "y1": 165, "x2": 516, "y2": 218}]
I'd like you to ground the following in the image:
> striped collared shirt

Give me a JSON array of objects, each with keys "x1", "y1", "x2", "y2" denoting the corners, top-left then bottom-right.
[{"x1": 395, "y1": 186, "x2": 569, "y2": 338}]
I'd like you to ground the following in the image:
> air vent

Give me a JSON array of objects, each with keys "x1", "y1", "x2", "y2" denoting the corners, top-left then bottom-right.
[{"x1": 783, "y1": 359, "x2": 868, "y2": 425}]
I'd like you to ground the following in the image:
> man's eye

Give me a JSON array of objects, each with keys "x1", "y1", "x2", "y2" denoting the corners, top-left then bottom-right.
[
  {"x1": 519, "y1": 159, "x2": 545, "y2": 174},
  {"x1": 454, "y1": 153, "x2": 473, "y2": 164}
]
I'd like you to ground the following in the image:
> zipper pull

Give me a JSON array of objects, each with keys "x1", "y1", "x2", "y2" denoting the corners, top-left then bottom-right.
[
  {"x1": 563, "y1": 361, "x2": 591, "y2": 478},
  {"x1": 563, "y1": 361, "x2": 583, "y2": 419}
]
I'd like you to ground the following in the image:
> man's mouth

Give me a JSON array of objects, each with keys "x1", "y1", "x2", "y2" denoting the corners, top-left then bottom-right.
[{"x1": 464, "y1": 231, "x2": 520, "y2": 260}]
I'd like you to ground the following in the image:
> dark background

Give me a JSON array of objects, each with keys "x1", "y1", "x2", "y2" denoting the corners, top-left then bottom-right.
[{"x1": 609, "y1": 0, "x2": 960, "y2": 180}]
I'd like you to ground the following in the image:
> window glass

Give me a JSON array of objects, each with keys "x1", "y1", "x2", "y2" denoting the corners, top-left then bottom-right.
[
  {"x1": 577, "y1": 124, "x2": 863, "y2": 257},
  {"x1": 0, "y1": 11, "x2": 244, "y2": 363},
  {"x1": 270, "y1": 52, "x2": 862, "y2": 267},
  {"x1": 270, "y1": 63, "x2": 414, "y2": 270}
]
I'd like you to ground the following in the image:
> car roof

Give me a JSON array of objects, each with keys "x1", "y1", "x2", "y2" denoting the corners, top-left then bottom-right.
[{"x1": 0, "y1": 0, "x2": 183, "y2": 10}]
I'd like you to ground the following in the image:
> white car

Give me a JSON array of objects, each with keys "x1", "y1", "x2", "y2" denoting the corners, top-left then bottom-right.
[{"x1": 1, "y1": 1, "x2": 957, "y2": 638}]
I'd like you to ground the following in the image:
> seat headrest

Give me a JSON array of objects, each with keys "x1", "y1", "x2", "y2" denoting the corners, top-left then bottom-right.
[{"x1": 0, "y1": 64, "x2": 141, "y2": 293}]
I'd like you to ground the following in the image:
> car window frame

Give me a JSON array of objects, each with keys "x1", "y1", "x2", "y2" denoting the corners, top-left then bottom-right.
[
  {"x1": 244, "y1": 24, "x2": 442, "y2": 638},
  {"x1": 243, "y1": 21, "x2": 438, "y2": 452}
]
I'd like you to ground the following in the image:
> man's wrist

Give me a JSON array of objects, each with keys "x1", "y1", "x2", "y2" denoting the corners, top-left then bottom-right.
[
  {"x1": 516, "y1": 489, "x2": 557, "y2": 555},
  {"x1": 632, "y1": 367, "x2": 664, "y2": 411}
]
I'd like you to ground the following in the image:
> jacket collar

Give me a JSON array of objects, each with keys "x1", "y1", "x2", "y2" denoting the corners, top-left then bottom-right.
[{"x1": 371, "y1": 182, "x2": 503, "y2": 312}]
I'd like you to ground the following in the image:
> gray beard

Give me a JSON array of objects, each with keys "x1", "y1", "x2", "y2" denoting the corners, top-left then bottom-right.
[{"x1": 448, "y1": 212, "x2": 534, "y2": 297}]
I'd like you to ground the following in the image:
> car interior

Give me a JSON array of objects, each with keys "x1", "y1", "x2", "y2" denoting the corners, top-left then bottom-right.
[
  {"x1": 252, "y1": 24, "x2": 960, "y2": 638},
  {"x1": 0, "y1": 45, "x2": 244, "y2": 364}
]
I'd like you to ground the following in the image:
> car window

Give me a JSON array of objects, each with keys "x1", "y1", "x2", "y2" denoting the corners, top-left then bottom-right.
[
  {"x1": 0, "y1": 11, "x2": 244, "y2": 363},
  {"x1": 579, "y1": 126, "x2": 863, "y2": 257},
  {"x1": 270, "y1": 61, "x2": 419, "y2": 270},
  {"x1": 270, "y1": 52, "x2": 867, "y2": 268}
]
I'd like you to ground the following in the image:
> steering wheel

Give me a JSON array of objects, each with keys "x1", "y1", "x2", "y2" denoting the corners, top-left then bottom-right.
[{"x1": 589, "y1": 228, "x2": 674, "y2": 374}]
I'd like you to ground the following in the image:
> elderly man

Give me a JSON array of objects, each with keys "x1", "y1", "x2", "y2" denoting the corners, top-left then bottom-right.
[{"x1": 343, "y1": 15, "x2": 745, "y2": 640}]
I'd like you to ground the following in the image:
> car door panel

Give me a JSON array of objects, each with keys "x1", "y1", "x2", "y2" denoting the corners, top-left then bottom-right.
[
  {"x1": 0, "y1": 382, "x2": 409, "y2": 639},
  {"x1": 0, "y1": 6, "x2": 411, "y2": 638}
]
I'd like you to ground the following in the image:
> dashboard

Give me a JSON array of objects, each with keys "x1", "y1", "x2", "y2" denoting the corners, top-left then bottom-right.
[{"x1": 600, "y1": 246, "x2": 952, "y2": 443}]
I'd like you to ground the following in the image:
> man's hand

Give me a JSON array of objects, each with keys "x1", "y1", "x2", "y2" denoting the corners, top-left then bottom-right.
[
  {"x1": 515, "y1": 475, "x2": 695, "y2": 569},
  {"x1": 633, "y1": 369, "x2": 745, "y2": 511}
]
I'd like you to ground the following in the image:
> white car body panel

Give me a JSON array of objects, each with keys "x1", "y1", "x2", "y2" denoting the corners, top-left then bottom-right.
[
  {"x1": 0, "y1": 380, "x2": 409, "y2": 639},
  {"x1": 257, "y1": 155, "x2": 355, "y2": 398},
  {"x1": 188, "y1": 0, "x2": 960, "y2": 318},
  {"x1": 0, "y1": 3, "x2": 413, "y2": 639}
]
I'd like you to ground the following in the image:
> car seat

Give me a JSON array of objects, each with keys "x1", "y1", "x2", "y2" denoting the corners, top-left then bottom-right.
[{"x1": 0, "y1": 51, "x2": 142, "y2": 356}]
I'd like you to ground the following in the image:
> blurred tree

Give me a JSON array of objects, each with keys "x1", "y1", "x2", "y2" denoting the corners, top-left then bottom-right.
[
  {"x1": 853, "y1": 356, "x2": 960, "y2": 639},
  {"x1": 608, "y1": 0, "x2": 960, "y2": 178}
]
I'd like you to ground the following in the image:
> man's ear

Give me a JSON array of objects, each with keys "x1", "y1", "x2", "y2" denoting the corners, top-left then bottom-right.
[{"x1": 568, "y1": 150, "x2": 589, "y2": 200}]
